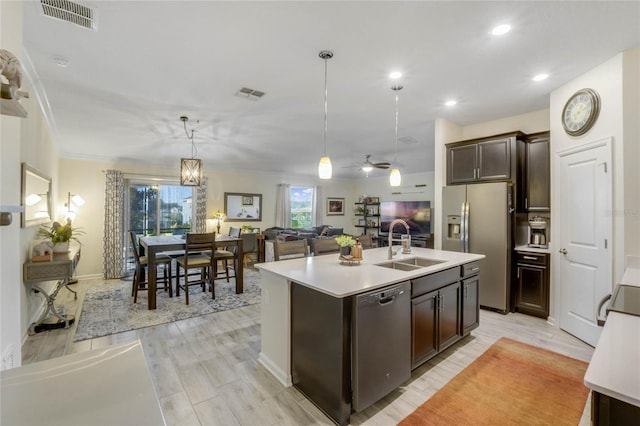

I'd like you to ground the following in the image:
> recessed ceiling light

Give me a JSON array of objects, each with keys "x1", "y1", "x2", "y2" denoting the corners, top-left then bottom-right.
[
  {"x1": 445, "y1": 100, "x2": 457, "y2": 107},
  {"x1": 389, "y1": 71, "x2": 402, "y2": 80},
  {"x1": 491, "y1": 24, "x2": 512, "y2": 36},
  {"x1": 532, "y1": 73, "x2": 549, "y2": 82}
]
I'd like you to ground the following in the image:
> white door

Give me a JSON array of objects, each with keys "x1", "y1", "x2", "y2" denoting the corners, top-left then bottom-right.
[{"x1": 557, "y1": 138, "x2": 612, "y2": 347}]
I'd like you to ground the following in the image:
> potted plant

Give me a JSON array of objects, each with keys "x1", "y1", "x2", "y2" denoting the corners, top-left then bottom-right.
[
  {"x1": 241, "y1": 225, "x2": 255, "y2": 233},
  {"x1": 334, "y1": 234, "x2": 356, "y2": 256},
  {"x1": 37, "y1": 219, "x2": 84, "y2": 253}
]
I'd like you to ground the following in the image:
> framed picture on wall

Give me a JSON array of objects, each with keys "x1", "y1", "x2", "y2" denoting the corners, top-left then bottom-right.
[
  {"x1": 327, "y1": 197, "x2": 345, "y2": 215},
  {"x1": 225, "y1": 192, "x2": 262, "y2": 221}
]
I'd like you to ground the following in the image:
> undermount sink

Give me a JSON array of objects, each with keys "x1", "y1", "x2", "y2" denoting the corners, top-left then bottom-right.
[
  {"x1": 375, "y1": 257, "x2": 447, "y2": 271},
  {"x1": 375, "y1": 261, "x2": 422, "y2": 271},
  {"x1": 396, "y1": 257, "x2": 447, "y2": 267}
]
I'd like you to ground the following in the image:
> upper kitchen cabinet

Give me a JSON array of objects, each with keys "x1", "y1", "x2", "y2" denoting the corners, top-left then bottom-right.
[
  {"x1": 523, "y1": 132, "x2": 550, "y2": 212},
  {"x1": 446, "y1": 132, "x2": 525, "y2": 185}
]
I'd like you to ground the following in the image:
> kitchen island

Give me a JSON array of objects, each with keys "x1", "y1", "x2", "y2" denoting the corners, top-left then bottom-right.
[{"x1": 256, "y1": 247, "x2": 484, "y2": 425}]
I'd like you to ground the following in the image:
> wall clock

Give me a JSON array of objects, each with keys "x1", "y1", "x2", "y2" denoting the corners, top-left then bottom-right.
[{"x1": 561, "y1": 88, "x2": 601, "y2": 137}]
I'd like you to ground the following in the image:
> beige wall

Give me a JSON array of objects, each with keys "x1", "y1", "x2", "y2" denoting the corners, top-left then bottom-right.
[{"x1": 59, "y1": 158, "x2": 360, "y2": 277}]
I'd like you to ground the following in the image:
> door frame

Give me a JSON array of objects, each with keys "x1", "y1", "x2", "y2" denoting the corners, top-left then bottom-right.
[{"x1": 553, "y1": 137, "x2": 612, "y2": 343}]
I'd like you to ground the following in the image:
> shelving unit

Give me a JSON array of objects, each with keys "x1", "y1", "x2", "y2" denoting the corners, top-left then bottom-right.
[{"x1": 354, "y1": 200, "x2": 380, "y2": 244}]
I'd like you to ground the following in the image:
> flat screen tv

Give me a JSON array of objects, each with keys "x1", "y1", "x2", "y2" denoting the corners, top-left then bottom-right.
[{"x1": 380, "y1": 200, "x2": 431, "y2": 236}]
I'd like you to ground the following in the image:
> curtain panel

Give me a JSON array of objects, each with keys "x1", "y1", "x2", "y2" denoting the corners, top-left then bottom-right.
[
  {"x1": 103, "y1": 169, "x2": 125, "y2": 279},
  {"x1": 194, "y1": 177, "x2": 208, "y2": 232},
  {"x1": 275, "y1": 183, "x2": 291, "y2": 228}
]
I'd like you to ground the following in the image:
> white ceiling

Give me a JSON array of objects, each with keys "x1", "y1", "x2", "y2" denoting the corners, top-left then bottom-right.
[{"x1": 20, "y1": 1, "x2": 640, "y2": 180}]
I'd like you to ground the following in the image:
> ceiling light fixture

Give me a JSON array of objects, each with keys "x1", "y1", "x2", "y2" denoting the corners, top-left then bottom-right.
[
  {"x1": 389, "y1": 71, "x2": 402, "y2": 80},
  {"x1": 445, "y1": 100, "x2": 457, "y2": 107},
  {"x1": 491, "y1": 24, "x2": 512, "y2": 36},
  {"x1": 533, "y1": 73, "x2": 549, "y2": 82},
  {"x1": 179, "y1": 115, "x2": 203, "y2": 187},
  {"x1": 318, "y1": 50, "x2": 333, "y2": 180},
  {"x1": 390, "y1": 84, "x2": 403, "y2": 187}
]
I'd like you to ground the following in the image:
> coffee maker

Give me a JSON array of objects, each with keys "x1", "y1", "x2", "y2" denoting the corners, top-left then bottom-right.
[{"x1": 528, "y1": 217, "x2": 548, "y2": 248}]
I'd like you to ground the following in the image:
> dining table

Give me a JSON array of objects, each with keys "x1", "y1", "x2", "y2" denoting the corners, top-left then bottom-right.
[{"x1": 139, "y1": 234, "x2": 243, "y2": 310}]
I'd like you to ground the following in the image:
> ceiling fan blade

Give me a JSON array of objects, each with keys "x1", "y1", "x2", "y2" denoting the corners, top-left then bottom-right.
[{"x1": 372, "y1": 162, "x2": 390, "y2": 169}]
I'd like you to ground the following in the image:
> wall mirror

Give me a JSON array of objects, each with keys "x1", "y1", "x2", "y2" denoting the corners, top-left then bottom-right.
[{"x1": 21, "y1": 162, "x2": 52, "y2": 227}]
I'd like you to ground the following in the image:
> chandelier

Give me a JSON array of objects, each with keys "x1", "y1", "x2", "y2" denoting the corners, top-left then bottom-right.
[{"x1": 180, "y1": 115, "x2": 203, "y2": 187}]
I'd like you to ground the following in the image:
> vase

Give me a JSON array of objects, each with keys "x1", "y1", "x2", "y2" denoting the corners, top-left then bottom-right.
[
  {"x1": 340, "y1": 246, "x2": 351, "y2": 256},
  {"x1": 53, "y1": 241, "x2": 69, "y2": 253}
]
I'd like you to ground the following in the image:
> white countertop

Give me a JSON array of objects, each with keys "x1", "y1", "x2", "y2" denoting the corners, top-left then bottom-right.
[
  {"x1": 257, "y1": 247, "x2": 484, "y2": 298},
  {"x1": 1, "y1": 340, "x2": 165, "y2": 426},
  {"x1": 584, "y1": 259, "x2": 640, "y2": 408}
]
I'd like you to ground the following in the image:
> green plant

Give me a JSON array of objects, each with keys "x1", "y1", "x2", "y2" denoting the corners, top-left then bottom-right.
[
  {"x1": 241, "y1": 224, "x2": 255, "y2": 233},
  {"x1": 334, "y1": 234, "x2": 356, "y2": 247},
  {"x1": 37, "y1": 219, "x2": 84, "y2": 244}
]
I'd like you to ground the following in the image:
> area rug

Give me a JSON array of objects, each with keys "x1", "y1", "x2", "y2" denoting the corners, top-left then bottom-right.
[
  {"x1": 399, "y1": 337, "x2": 589, "y2": 426},
  {"x1": 74, "y1": 270, "x2": 261, "y2": 341}
]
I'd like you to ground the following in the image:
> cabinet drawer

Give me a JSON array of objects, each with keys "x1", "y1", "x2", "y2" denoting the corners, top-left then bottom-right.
[
  {"x1": 516, "y1": 252, "x2": 548, "y2": 266},
  {"x1": 411, "y1": 267, "x2": 459, "y2": 298},
  {"x1": 461, "y1": 261, "x2": 480, "y2": 278}
]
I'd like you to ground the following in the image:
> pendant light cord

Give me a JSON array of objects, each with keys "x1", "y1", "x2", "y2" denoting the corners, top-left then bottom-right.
[
  {"x1": 323, "y1": 56, "x2": 328, "y2": 157},
  {"x1": 183, "y1": 119, "x2": 198, "y2": 159},
  {"x1": 394, "y1": 90, "x2": 399, "y2": 164}
]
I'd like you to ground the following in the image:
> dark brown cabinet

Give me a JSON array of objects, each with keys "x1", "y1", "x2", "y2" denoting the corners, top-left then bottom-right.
[
  {"x1": 515, "y1": 251, "x2": 549, "y2": 318},
  {"x1": 461, "y1": 275, "x2": 480, "y2": 335},
  {"x1": 446, "y1": 132, "x2": 524, "y2": 185},
  {"x1": 524, "y1": 132, "x2": 550, "y2": 212},
  {"x1": 410, "y1": 266, "x2": 467, "y2": 369}
]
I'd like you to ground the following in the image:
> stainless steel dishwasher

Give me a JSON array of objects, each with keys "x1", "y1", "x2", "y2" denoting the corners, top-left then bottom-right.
[{"x1": 352, "y1": 281, "x2": 411, "y2": 411}]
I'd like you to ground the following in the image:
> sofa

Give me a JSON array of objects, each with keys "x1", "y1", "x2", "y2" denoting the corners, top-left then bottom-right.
[{"x1": 263, "y1": 225, "x2": 344, "y2": 243}]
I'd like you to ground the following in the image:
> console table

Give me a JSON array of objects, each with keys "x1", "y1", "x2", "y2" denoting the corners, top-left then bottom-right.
[{"x1": 23, "y1": 244, "x2": 81, "y2": 334}]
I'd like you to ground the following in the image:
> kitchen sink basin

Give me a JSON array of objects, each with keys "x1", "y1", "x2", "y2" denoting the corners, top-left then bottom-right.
[
  {"x1": 374, "y1": 261, "x2": 422, "y2": 271},
  {"x1": 396, "y1": 257, "x2": 447, "y2": 267}
]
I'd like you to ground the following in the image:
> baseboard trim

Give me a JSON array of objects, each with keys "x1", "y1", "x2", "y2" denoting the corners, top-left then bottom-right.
[{"x1": 258, "y1": 352, "x2": 292, "y2": 387}]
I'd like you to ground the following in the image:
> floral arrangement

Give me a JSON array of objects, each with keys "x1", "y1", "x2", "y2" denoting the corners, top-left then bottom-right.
[
  {"x1": 334, "y1": 234, "x2": 356, "y2": 248},
  {"x1": 37, "y1": 219, "x2": 84, "y2": 244},
  {"x1": 241, "y1": 225, "x2": 255, "y2": 233}
]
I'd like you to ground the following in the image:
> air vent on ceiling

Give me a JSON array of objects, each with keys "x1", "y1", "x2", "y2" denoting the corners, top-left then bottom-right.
[
  {"x1": 235, "y1": 87, "x2": 265, "y2": 101},
  {"x1": 399, "y1": 136, "x2": 418, "y2": 145},
  {"x1": 41, "y1": 0, "x2": 96, "y2": 30}
]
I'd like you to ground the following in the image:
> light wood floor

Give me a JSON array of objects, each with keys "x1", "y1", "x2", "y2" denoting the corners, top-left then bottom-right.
[{"x1": 22, "y1": 276, "x2": 594, "y2": 425}]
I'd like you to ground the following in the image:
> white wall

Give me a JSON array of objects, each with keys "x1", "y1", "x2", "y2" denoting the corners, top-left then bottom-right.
[
  {"x1": 1, "y1": 1, "x2": 25, "y2": 369},
  {"x1": 549, "y1": 49, "x2": 640, "y2": 322}
]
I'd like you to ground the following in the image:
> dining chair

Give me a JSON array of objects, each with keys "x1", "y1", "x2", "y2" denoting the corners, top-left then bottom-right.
[
  {"x1": 312, "y1": 238, "x2": 340, "y2": 256},
  {"x1": 240, "y1": 232, "x2": 259, "y2": 268},
  {"x1": 175, "y1": 232, "x2": 216, "y2": 305},
  {"x1": 211, "y1": 227, "x2": 242, "y2": 281},
  {"x1": 274, "y1": 239, "x2": 309, "y2": 261},
  {"x1": 228, "y1": 227, "x2": 241, "y2": 238},
  {"x1": 356, "y1": 233, "x2": 374, "y2": 249},
  {"x1": 129, "y1": 231, "x2": 173, "y2": 303}
]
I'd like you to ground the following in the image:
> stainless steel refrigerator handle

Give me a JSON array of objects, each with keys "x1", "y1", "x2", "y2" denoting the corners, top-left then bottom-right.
[
  {"x1": 463, "y1": 202, "x2": 470, "y2": 253},
  {"x1": 459, "y1": 201, "x2": 466, "y2": 249}
]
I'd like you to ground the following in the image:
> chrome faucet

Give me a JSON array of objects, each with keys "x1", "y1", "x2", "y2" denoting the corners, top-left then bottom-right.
[{"x1": 388, "y1": 219, "x2": 410, "y2": 259}]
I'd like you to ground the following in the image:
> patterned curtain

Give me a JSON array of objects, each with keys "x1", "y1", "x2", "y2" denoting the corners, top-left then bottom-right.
[
  {"x1": 103, "y1": 169, "x2": 125, "y2": 279},
  {"x1": 194, "y1": 177, "x2": 208, "y2": 232},
  {"x1": 275, "y1": 183, "x2": 291, "y2": 228}
]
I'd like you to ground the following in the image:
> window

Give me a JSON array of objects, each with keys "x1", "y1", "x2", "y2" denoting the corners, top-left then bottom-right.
[
  {"x1": 125, "y1": 180, "x2": 194, "y2": 274},
  {"x1": 128, "y1": 182, "x2": 194, "y2": 235},
  {"x1": 290, "y1": 186, "x2": 314, "y2": 228}
]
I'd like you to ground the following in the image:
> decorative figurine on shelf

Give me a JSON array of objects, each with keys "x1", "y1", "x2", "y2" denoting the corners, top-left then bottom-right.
[{"x1": 0, "y1": 49, "x2": 29, "y2": 100}]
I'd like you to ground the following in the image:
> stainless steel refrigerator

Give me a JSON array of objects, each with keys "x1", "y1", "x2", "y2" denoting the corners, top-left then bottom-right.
[{"x1": 442, "y1": 182, "x2": 513, "y2": 312}]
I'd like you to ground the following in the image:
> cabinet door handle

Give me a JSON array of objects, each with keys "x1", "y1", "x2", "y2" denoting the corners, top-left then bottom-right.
[
  {"x1": 517, "y1": 267, "x2": 520, "y2": 279},
  {"x1": 522, "y1": 256, "x2": 538, "y2": 261},
  {"x1": 464, "y1": 284, "x2": 469, "y2": 299},
  {"x1": 525, "y1": 197, "x2": 528, "y2": 210}
]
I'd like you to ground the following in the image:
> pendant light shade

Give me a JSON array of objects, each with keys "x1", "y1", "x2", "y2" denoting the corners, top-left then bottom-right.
[
  {"x1": 318, "y1": 156, "x2": 332, "y2": 179},
  {"x1": 390, "y1": 85, "x2": 403, "y2": 187},
  {"x1": 179, "y1": 116, "x2": 203, "y2": 187},
  {"x1": 318, "y1": 50, "x2": 333, "y2": 180},
  {"x1": 389, "y1": 168, "x2": 401, "y2": 186}
]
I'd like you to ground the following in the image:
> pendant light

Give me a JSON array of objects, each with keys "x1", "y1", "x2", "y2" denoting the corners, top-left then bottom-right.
[
  {"x1": 318, "y1": 50, "x2": 333, "y2": 179},
  {"x1": 389, "y1": 85, "x2": 403, "y2": 186},
  {"x1": 180, "y1": 115, "x2": 203, "y2": 187}
]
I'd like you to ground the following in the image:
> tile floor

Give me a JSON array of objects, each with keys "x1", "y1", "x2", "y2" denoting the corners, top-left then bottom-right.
[{"x1": 22, "y1": 276, "x2": 594, "y2": 425}]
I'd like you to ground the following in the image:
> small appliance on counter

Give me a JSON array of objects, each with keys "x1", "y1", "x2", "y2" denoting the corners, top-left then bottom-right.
[{"x1": 528, "y1": 216, "x2": 548, "y2": 248}]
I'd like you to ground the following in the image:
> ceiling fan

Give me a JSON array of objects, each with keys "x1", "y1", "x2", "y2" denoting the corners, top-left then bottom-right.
[{"x1": 359, "y1": 154, "x2": 390, "y2": 172}]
